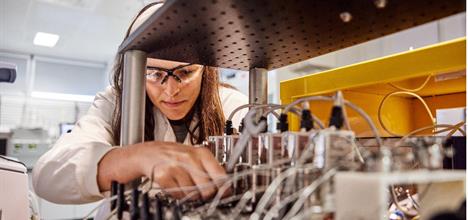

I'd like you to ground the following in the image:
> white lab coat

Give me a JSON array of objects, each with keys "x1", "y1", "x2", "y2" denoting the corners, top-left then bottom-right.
[{"x1": 32, "y1": 86, "x2": 248, "y2": 204}]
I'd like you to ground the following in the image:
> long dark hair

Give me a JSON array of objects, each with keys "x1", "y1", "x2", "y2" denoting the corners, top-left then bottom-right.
[{"x1": 111, "y1": 2, "x2": 225, "y2": 145}]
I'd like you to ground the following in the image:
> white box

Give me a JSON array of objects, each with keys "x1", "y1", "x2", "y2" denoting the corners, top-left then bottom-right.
[{"x1": 335, "y1": 170, "x2": 466, "y2": 220}]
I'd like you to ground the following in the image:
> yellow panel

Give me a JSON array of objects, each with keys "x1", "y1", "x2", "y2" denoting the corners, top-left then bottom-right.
[
  {"x1": 346, "y1": 73, "x2": 466, "y2": 97},
  {"x1": 415, "y1": 72, "x2": 466, "y2": 96},
  {"x1": 289, "y1": 92, "x2": 466, "y2": 137},
  {"x1": 280, "y1": 38, "x2": 466, "y2": 137},
  {"x1": 280, "y1": 37, "x2": 466, "y2": 102}
]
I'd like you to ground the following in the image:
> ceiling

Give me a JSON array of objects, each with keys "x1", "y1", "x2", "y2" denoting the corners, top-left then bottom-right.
[{"x1": 0, "y1": 0, "x2": 151, "y2": 63}]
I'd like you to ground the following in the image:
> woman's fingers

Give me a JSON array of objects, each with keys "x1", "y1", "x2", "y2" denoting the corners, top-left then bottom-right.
[
  {"x1": 195, "y1": 148, "x2": 231, "y2": 196},
  {"x1": 142, "y1": 142, "x2": 229, "y2": 200},
  {"x1": 155, "y1": 173, "x2": 184, "y2": 199},
  {"x1": 196, "y1": 148, "x2": 228, "y2": 182},
  {"x1": 171, "y1": 166, "x2": 201, "y2": 200},
  {"x1": 184, "y1": 154, "x2": 218, "y2": 200}
]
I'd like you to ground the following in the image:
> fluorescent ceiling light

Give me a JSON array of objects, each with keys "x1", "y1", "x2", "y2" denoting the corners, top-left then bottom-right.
[
  {"x1": 37, "y1": 0, "x2": 99, "y2": 10},
  {"x1": 31, "y1": 91, "x2": 94, "y2": 102},
  {"x1": 33, "y1": 32, "x2": 60, "y2": 47}
]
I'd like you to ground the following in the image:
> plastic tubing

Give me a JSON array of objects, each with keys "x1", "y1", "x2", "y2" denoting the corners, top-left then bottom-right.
[
  {"x1": 378, "y1": 91, "x2": 435, "y2": 137},
  {"x1": 283, "y1": 96, "x2": 383, "y2": 147},
  {"x1": 388, "y1": 75, "x2": 432, "y2": 92},
  {"x1": 263, "y1": 105, "x2": 325, "y2": 129},
  {"x1": 250, "y1": 168, "x2": 300, "y2": 220},
  {"x1": 394, "y1": 122, "x2": 466, "y2": 147},
  {"x1": 205, "y1": 157, "x2": 294, "y2": 216},
  {"x1": 226, "y1": 109, "x2": 267, "y2": 171},
  {"x1": 227, "y1": 103, "x2": 283, "y2": 121},
  {"x1": 282, "y1": 168, "x2": 338, "y2": 220}
]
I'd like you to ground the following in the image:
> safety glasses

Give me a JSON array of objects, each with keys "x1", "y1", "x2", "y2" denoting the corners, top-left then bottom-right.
[{"x1": 145, "y1": 64, "x2": 204, "y2": 85}]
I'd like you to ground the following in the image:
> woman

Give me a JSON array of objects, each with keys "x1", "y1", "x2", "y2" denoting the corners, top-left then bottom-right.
[{"x1": 32, "y1": 2, "x2": 248, "y2": 204}]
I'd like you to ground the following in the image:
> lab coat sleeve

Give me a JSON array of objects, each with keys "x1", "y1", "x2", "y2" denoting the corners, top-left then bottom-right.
[
  {"x1": 219, "y1": 87, "x2": 249, "y2": 129},
  {"x1": 32, "y1": 87, "x2": 116, "y2": 204}
]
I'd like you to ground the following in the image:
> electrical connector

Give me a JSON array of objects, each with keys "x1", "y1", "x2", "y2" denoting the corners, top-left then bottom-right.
[
  {"x1": 258, "y1": 116, "x2": 268, "y2": 133},
  {"x1": 225, "y1": 120, "x2": 234, "y2": 135},
  {"x1": 328, "y1": 91, "x2": 344, "y2": 129},
  {"x1": 239, "y1": 119, "x2": 245, "y2": 133},
  {"x1": 300, "y1": 102, "x2": 314, "y2": 131},
  {"x1": 277, "y1": 113, "x2": 289, "y2": 132}
]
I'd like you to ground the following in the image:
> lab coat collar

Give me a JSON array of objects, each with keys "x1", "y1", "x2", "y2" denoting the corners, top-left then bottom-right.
[{"x1": 153, "y1": 107, "x2": 200, "y2": 145}]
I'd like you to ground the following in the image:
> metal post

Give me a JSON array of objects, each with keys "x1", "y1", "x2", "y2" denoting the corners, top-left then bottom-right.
[
  {"x1": 121, "y1": 50, "x2": 147, "y2": 150},
  {"x1": 249, "y1": 68, "x2": 268, "y2": 118},
  {"x1": 118, "y1": 50, "x2": 147, "y2": 219}
]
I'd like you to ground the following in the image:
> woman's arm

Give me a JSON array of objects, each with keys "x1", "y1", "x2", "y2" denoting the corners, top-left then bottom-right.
[
  {"x1": 33, "y1": 87, "x2": 227, "y2": 203},
  {"x1": 96, "y1": 146, "x2": 140, "y2": 192},
  {"x1": 33, "y1": 87, "x2": 117, "y2": 204}
]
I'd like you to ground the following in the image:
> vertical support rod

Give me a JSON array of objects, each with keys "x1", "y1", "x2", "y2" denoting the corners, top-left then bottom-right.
[
  {"x1": 121, "y1": 50, "x2": 147, "y2": 155},
  {"x1": 249, "y1": 68, "x2": 268, "y2": 118},
  {"x1": 118, "y1": 50, "x2": 147, "y2": 219}
]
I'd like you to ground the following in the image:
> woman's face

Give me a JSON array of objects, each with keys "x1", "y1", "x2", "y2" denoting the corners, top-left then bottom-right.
[{"x1": 145, "y1": 58, "x2": 203, "y2": 120}]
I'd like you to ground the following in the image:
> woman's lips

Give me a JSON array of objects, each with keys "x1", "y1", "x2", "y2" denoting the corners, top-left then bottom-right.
[{"x1": 161, "y1": 100, "x2": 186, "y2": 108}]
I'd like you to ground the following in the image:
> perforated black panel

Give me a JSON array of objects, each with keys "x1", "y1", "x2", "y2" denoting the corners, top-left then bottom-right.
[{"x1": 119, "y1": 0, "x2": 465, "y2": 70}]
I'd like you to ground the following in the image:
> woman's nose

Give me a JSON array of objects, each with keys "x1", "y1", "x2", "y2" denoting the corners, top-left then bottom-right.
[{"x1": 164, "y1": 76, "x2": 180, "y2": 97}]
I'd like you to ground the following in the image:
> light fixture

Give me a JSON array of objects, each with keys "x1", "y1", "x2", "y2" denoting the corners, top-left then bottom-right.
[
  {"x1": 33, "y1": 32, "x2": 60, "y2": 47},
  {"x1": 31, "y1": 91, "x2": 94, "y2": 102}
]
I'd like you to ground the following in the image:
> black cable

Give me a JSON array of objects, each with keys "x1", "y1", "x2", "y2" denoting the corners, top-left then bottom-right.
[
  {"x1": 258, "y1": 116, "x2": 268, "y2": 133},
  {"x1": 277, "y1": 113, "x2": 289, "y2": 132},
  {"x1": 328, "y1": 106, "x2": 344, "y2": 129},
  {"x1": 130, "y1": 188, "x2": 140, "y2": 220},
  {"x1": 117, "y1": 183, "x2": 127, "y2": 220},
  {"x1": 0, "y1": 155, "x2": 27, "y2": 169},
  {"x1": 154, "y1": 195, "x2": 164, "y2": 220},
  {"x1": 171, "y1": 203, "x2": 181, "y2": 220},
  {"x1": 238, "y1": 118, "x2": 245, "y2": 133},
  {"x1": 111, "y1": 181, "x2": 118, "y2": 210},
  {"x1": 225, "y1": 120, "x2": 234, "y2": 135},
  {"x1": 457, "y1": 200, "x2": 466, "y2": 220},
  {"x1": 140, "y1": 192, "x2": 152, "y2": 220},
  {"x1": 300, "y1": 109, "x2": 314, "y2": 131}
]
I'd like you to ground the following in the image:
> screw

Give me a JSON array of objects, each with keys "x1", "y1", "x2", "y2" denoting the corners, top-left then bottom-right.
[
  {"x1": 374, "y1": 0, "x2": 387, "y2": 9},
  {"x1": 339, "y1": 12, "x2": 352, "y2": 23}
]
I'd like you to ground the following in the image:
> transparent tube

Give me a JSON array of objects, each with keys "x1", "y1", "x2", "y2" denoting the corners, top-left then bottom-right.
[{"x1": 283, "y1": 95, "x2": 383, "y2": 147}]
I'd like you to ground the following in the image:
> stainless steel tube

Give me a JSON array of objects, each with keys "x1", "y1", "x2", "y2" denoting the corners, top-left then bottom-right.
[
  {"x1": 249, "y1": 68, "x2": 268, "y2": 104},
  {"x1": 121, "y1": 50, "x2": 147, "y2": 186},
  {"x1": 249, "y1": 68, "x2": 268, "y2": 119}
]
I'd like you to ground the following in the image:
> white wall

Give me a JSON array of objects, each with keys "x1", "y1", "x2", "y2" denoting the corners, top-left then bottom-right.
[
  {"x1": 34, "y1": 57, "x2": 107, "y2": 95},
  {"x1": 0, "y1": 51, "x2": 108, "y2": 219},
  {"x1": 0, "y1": 52, "x2": 108, "y2": 131}
]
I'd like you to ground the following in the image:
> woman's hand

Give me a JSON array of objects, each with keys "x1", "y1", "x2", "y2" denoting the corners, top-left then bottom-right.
[
  {"x1": 97, "y1": 141, "x2": 227, "y2": 200},
  {"x1": 136, "y1": 141, "x2": 228, "y2": 200}
]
